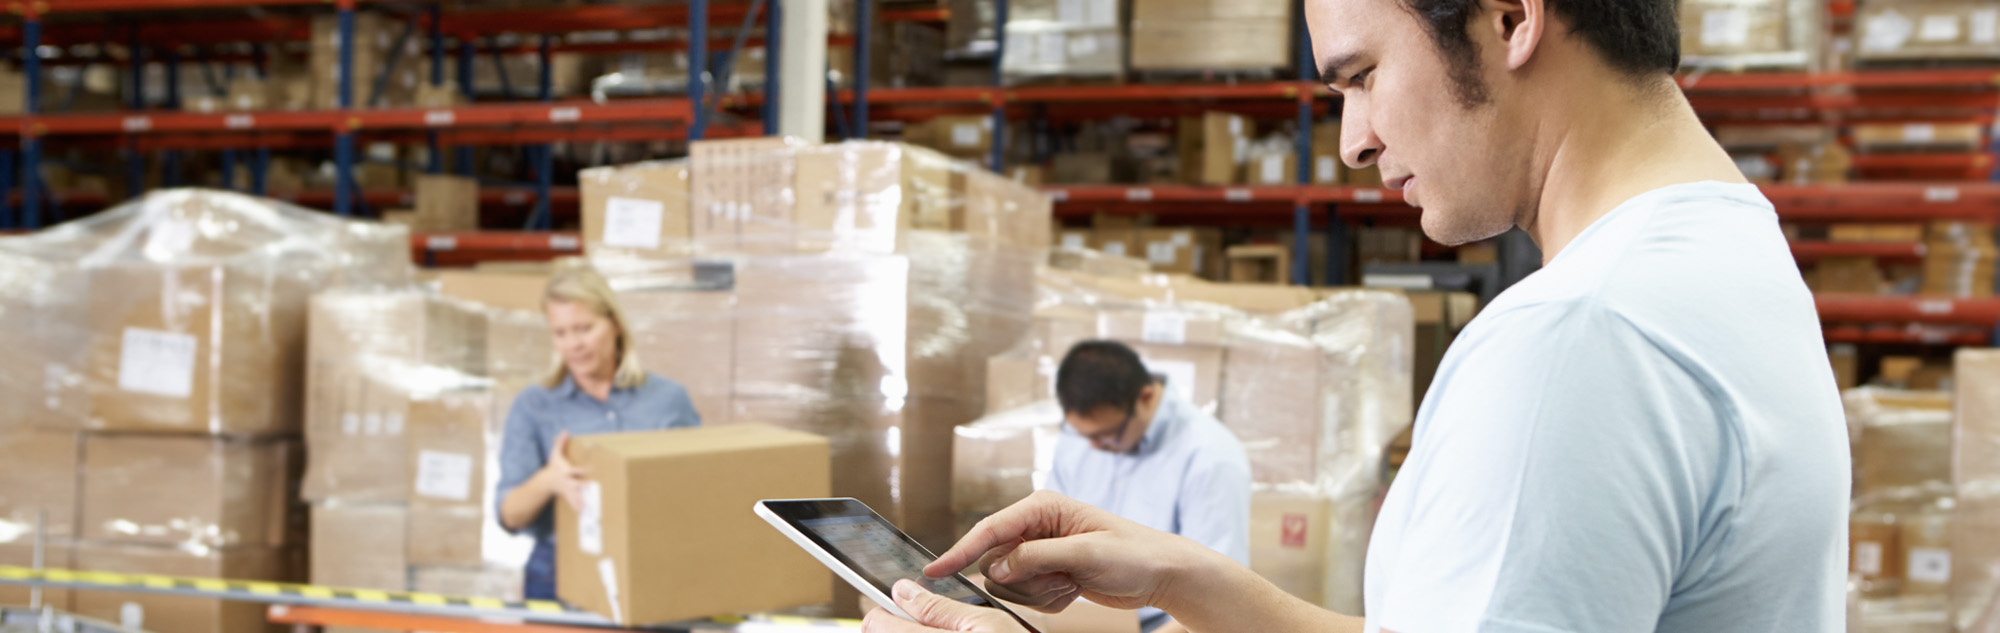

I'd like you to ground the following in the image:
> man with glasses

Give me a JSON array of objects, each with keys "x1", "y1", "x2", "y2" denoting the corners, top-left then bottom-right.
[{"x1": 1046, "y1": 340, "x2": 1250, "y2": 633}]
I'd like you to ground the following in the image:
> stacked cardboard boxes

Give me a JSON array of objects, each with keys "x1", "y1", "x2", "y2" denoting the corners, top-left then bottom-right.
[
  {"x1": 412, "y1": 174, "x2": 480, "y2": 232},
  {"x1": 1951, "y1": 350, "x2": 2000, "y2": 633},
  {"x1": 309, "y1": 13, "x2": 423, "y2": 109},
  {"x1": 1130, "y1": 0, "x2": 1291, "y2": 72},
  {"x1": 904, "y1": 115, "x2": 994, "y2": 160},
  {"x1": 959, "y1": 266, "x2": 1414, "y2": 614},
  {"x1": 1680, "y1": 0, "x2": 1821, "y2": 69},
  {"x1": 0, "y1": 190, "x2": 410, "y2": 633},
  {"x1": 1844, "y1": 388, "x2": 1956, "y2": 607},
  {"x1": 1857, "y1": 1, "x2": 2000, "y2": 62},
  {"x1": 1000, "y1": 0, "x2": 1123, "y2": 80},
  {"x1": 1923, "y1": 222, "x2": 1997, "y2": 297}
]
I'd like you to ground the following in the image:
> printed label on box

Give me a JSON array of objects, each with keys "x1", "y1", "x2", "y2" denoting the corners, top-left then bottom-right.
[
  {"x1": 1261, "y1": 156, "x2": 1283, "y2": 183},
  {"x1": 1855, "y1": 541, "x2": 1883, "y2": 576},
  {"x1": 117, "y1": 327, "x2": 197, "y2": 398},
  {"x1": 1147, "y1": 242, "x2": 1178, "y2": 265},
  {"x1": 364, "y1": 413, "x2": 383, "y2": 435},
  {"x1": 579, "y1": 481, "x2": 605, "y2": 555},
  {"x1": 1141, "y1": 312, "x2": 1188, "y2": 345},
  {"x1": 1864, "y1": 9, "x2": 1916, "y2": 52},
  {"x1": 602, "y1": 196, "x2": 665, "y2": 250},
  {"x1": 1701, "y1": 9, "x2": 1751, "y2": 47},
  {"x1": 1173, "y1": 232, "x2": 1192, "y2": 246},
  {"x1": 952, "y1": 123, "x2": 983, "y2": 148},
  {"x1": 1104, "y1": 242, "x2": 1127, "y2": 257},
  {"x1": 120, "y1": 602, "x2": 144, "y2": 630},
  {"x1": 1061, "y1": 234, "x2": 1086, "y2": 250},
  {"x1": 1067, "y1": 35, "x2": 1099, "y2": 57},
  {"x1": 415, "y1": 450, "x2": 475, "y2": 501},
  {"x1": 1973, "y1": 9, "x2": 1999, "y2": 44},
  {"x1": 1909, "y1": 547, "x2": 1951, "y2": 584},
  {"x1": 1281, "y1": 513, "x2": 1309, "y2": 549},
  {"x1": 1057, "y1": 0, "x2": 1086, "y2": 26},
  {"x1": 1144, "y1": 359, "x2": 1198, "y2": 398},
  {"x1": 1905, "y1": 123, "x2": 1937, "y2": 144},
  {"x1": 1038, "y1": 33, "x2": 1067, "y2": 65},
  {"x1": 598, "y1": 557, "x2": 622, "y2": 623},
  {"x1": 1084, "y1": 0, "x2": 1117, "y2": 27},
  {"x1": 1317, "y1": 157, "x2": 1337, "y2": 182},
  {"x1": 1920, "y1": 14, "x2": 1961, "y2": 42}
]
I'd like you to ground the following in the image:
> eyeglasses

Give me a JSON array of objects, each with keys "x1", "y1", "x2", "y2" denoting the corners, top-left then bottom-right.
[{"x1": 1067, "y1": 408, "x2": 1137, "y2": 447}]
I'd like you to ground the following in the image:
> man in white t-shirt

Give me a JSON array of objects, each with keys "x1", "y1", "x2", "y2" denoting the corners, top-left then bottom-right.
[{"x1": 856, "y1": 1, "x2": 1851, "y2": 633}]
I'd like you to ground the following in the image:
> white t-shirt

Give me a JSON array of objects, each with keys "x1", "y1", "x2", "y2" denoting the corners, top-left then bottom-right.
[{"x1": 1363, "y1": 182, "x2": 1851, "y2": 633}]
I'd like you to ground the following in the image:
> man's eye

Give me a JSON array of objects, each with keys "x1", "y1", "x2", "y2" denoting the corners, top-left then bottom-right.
[{"x1": 1350, "y1": 68, "x2": 1372, "y2": 86}]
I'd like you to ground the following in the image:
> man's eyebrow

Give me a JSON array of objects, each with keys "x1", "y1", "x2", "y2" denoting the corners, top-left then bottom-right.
[{"x1": 1318, "y1": 52, "x2": 1360, "y2": 84}]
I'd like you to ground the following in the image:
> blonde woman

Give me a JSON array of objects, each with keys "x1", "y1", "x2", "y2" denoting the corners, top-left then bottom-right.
[{"x1": 495, "y1": 268, "x2": 701, "y2": 600}]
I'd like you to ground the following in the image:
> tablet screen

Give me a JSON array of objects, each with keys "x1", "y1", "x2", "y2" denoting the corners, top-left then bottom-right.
[{"x1": 767, "y1": 499, "x2": 995, "y2": 606}]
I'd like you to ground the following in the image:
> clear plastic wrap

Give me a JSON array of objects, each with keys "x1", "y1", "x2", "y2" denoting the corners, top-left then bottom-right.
[
  {"x1": 1952, "y1": 350, "x2": 2000, "y2": 632},
  {"x1": 999, "y1": 0, "x2": 1123, "y2": 80},
  {"x1": 584, "y1": 139, "x2": 1050, "y2": 553},
  {"x1": 78, "y1": 434, "x2": 298, "y2": 550},
  {"x1": 0, "y1": 430, "x2": 80, "y2": 545},
  {"x1": 1843, "y1": 388, "x2": 1955, "y2": 611},
  {"x1": 0, "y1": 189, "x2": 410, "y2": 436},
  {"x1": 952, "y1": 265, "x2": 1413, "y2": 614},
  {"x1": 71, "y1": 541, "x2": 295, "y2": 633}
]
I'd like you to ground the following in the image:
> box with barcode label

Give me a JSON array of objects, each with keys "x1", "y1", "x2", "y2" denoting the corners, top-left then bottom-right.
[
  {"x1": 1680, "y1": 0, "x2": 1820, "y2": 69},
  {"x1": 1858, "y1": 0, "x2": 2000, "y2": 60},
  {"x1": 580, "y1": 160, "x2": 693, "y2": 260},
  {"x1": 406, "y1": 393, "x2": 492, "y2": 566}
]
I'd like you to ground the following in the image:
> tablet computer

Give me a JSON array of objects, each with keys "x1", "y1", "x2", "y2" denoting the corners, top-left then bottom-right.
[{"x1": 755, "y1": 498, "x2": 1041, "y2": 631}]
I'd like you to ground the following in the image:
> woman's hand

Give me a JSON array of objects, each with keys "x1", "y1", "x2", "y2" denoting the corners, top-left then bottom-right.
[
  {"x1": 925, "y1": 490, "x2": 1227, "y2": 614},
  {"x1": 861, "y1": 580, "x2": 1032, "y2": 633},
  {"x1": 536, "y1": 431, "x2": 591, "y2": 511}
]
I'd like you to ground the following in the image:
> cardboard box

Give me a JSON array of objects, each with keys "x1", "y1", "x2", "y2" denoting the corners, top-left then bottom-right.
[
  {"x1": 309, "y1": 504, "x2": 408, "y2": 592},
  {"x1": 793, "y1": 142, "x2": 917, "y2": 254},
  {"x1": 0, "y1": 541, "x2": 74, "y2": 610},
  {"x1": 87, "y1": 263, "x2": 312, "y2": 435},
  {"x1": 1831, "y1": 345, "x2": 1860, "y2": 390},
  {"x1": 984, "y1": 355, "x2": 1053, "y2": 414},
  {"x1": 438, "y1": 271, "x2": 550, "y2": 313},
  {"x1": 225, "y1": 78, "x2": 268, "y2": 111},
  {"x1": 689, "y1": 136, "x2": 812, "y2": 255},
  {"x1": 1129, "y1": 342, "x2": 1223, "y2": 413},
  {"x1": 412, "y1": 565, "x2": 524, "y2": 603},
  {"x1": 1131, "y1": 0, "x2": 1289, "y2": 70},
  {"x1": 1242, "y1": 151, "x2": 1297, "y2": 186},
  {"x1": 1051, "y1": 152, "x2": 1115, "y2": 184},
  {"x1": 413, "y1": 175, "x2": 479, "y2": 233},
  {"x1": 906, "y1": 115, "x2": 993, "y2": 158},
  {"x1": 405, "y1": 395, "x2": 491, "y2": 566},
  {"x1": 1831, "y1": 224, "x2": 1925, "y2": 244},
  {"x1": 1179, "y1": 113, "x2": 1249, "y2": 186},
  {"x1": 1857, "y1": 0, "x2": 2000, "y2": 61},
  {"x1": 1311, "y1": 122, "x2": 1342, "y2": 185},
  {"x1": 1137, "y1": 228, "x2": 1220, "y2": 278},
  {"x1": 1954, "y1": 349, "x2": 2000, "y2": 632},
  {"x1": 1092, "y1": 229, "x2": 1143, "y2": 260},
  {"x1": 1251, "y1": 490, "x2": 1331, "y2": 606},
  {"x1": 618, "y1": 284, "x2": 737, "y2": 427},
  {"x1": 1680, "y1": 0, "x2": 1794, "y2": 58},
  {"x1": 0, "y1": 431, "x2": 80, "y2": 539},
  {"x1": 1854, "y1": 123, "x2": 1985, "y2": 151},
  {"x1": 1056, "y1": 230, "x2": 1092, "y2": 251},
  {"x1": 80, "y1": 435, "x2": 297, "y2": 549},
  {"x1": 580, "y1": 161, "x2": 692, "y2": 259},
  {"x1": 555, "y1": 425, "x2": 832, "y2": 625},
  {"x1": 1221, "y1": 335, "x2": 1322, "y2": 484},
  {"x1": 1775, "y1": 141, "x2": 1852, "y2": 185},
  {"x1": 415, "y1": 83, "x2": 464, "y2": 109},
  {"x1": 1345, "y1": 163, "x2": 1383, "y2": 187},
  {"x1": 72, "y1": 543, "x2": 292, "y2": 633},
  {"x1": 1408, "y1": 291, "x2": 1478, "y2": 407},
  {"x1": 1092, "y1": 307, "x2": 1227, "y2": 347},
  {"x1": 1227, "y1": 245, "x2": 1291, "y2": 283},
  {"x1": 1813, "y1": 256, "x2": 1883, "y2": 294},
  {"x1": 1357, "y1": 227, "x2": 1422, "y2": 264}
]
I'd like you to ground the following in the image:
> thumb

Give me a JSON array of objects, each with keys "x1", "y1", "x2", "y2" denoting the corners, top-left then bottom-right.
[
  {"x1": 892, "y1": 580, "x2": 998, "y2": 631},
  {"x1": 552, "y1": 431, "x2": 570, "y2": 455}
]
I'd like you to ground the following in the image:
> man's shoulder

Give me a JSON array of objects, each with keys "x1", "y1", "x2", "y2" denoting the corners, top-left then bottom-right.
[{"x1": 1174, "y1": 411, "x2": 1250, "y2": 471}]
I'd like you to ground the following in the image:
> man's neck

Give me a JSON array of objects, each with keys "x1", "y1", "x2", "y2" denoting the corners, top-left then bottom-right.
[{"x1": 1524, "y1": 76, "x2": 1746, "y2": 264}]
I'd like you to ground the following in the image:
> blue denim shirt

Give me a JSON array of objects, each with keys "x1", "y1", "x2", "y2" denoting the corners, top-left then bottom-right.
[{"x1": 495, "y1": 371, "x2": 703, "y2": 547}]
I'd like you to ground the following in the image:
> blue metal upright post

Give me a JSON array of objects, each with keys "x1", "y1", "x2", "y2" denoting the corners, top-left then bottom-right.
[
  {"x1": 528, "y1": 34, "x2": 553, "y2": 230},
  {"x1": 988, "y1": 0, "x2": 1008, "y2": 172},
  {"x1": 253, "y1": 148, "x2": 270, "y2": 195},
  {"x1": 456, "y1": 40, "x2": 475, "y2": 176},
  {"x1": 126, "y1": 28, "x2": 144, "y2": 199},
  {"x1": 334, "y1": 1, "x2": 357, "y2": 216},
  {"x1": 762, "y1": 0, "x2": 781, "y2": 135},
  {"x1": 428, "y1": 4, "x2": 445, "y2": 175},
  {"x1": 689, "y1": 0, "x2": 709, "y2": 140},
  {"x1": 162, "y1": 52, "x2": 182, "y2": 188},
  {"x1": 853, "y1": 0, "x2": 871, "y2": 139},
  {"x1": 0, "y1": 150, "x2": 14, "y2": 229},
  {"x1": 17, "y1": 14, "x2": 39, "y2": 228},
  {"x1": 1292, "y1": 7, "x2": 1316, "y2": 285}
]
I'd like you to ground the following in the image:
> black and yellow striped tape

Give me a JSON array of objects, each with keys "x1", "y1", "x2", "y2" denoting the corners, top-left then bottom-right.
[{"x1": 0, "y1": 565, "x2": 586, "y2": 624}]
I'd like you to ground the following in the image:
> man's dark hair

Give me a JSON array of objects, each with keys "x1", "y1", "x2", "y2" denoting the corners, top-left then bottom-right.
[
  {"x1": 1400, "y1": 0, "x2": 1680, "y2": 106},
  {"x1": 1055, "y1": 341, "x2": 1155, "y2": 415}
]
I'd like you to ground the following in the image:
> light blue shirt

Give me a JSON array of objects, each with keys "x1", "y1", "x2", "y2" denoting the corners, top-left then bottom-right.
[
  {"x1": 1364, "y1": 182, "x2": 1849, "y2": 633},
  {"x1": 1048, "y1": 390, "x2": 1251, "y2": 630}
]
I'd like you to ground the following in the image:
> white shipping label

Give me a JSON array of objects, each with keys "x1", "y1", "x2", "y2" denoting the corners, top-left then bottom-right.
[
  {"x1": 120, "y1": 603, "x2": 144, "y2": 630},
  {"x1": 1147, "y1": 241, "x2": 1177, "y2": 265},
  {"x1": 341, "y1": 413, "x2": 361, "y2": 435},
  {"x1": 1061, "y1": 234, "x2": 1086, "y2": 249},
  {"x1": 1855, "y1": 541, "x2": 1884, "y2": 576},
  {"x1": 951, "y1": 123, "x2": 982, "y2": 147},
  {"x1": 1067, "y1": 35, "x2": 1099, "y2": 58},
  {"x1": 598, "y1": 557, "x2": 623, "y2": 623},
  {"x1": 117, "y1": 328, "x2": 197, "y2": 398},
  {"x1": 1228, "y1": 117, "x2": 1244, "y2": 136},
  {"x1": 1909, "y1": 548, "x2": 1952, "y2": 583},
  {"x1": 364, "y1": 413, "x2": 383, "y2": 436},
  {"x1": 1038, "y1": 33, "x2": 1067, "y2": 64},
  {"x1": 1172, "y1": 232, "x2": 1191, "y2": 246},
  {"x1": 1317, "y1": 157, "x2": 1337, "y2": 182},
  {"x1": 1261, "y1": 156, "x2": 1283, "y2": 183},
  {"x1": 1905, "y1": 123, "x2": 1938, "y2": 144},
  {"x1": 1920, "y1": 14, "x2": 1962, "y2": 42},
  {"x1": 1104, "y1": 242, "x2": 1127, "y2": 257},
  {"x1": 1701, "y1": 9, "x2": 1751, "y2": 47},
  {"x1": 1145, "y1": 359, "x2": 1198, "y2": 398},
  {"x1": 579, "y1": 481, "x2": 605, "y2": 555},
  {"x1": 1141, "y1": 312, "x2": 1188, "y2": 345},
  {"x1": 1973, "y1": 10, "x2": 1999, "y2": 44},
  {"x1": 1864, "y1": 9, "x2": 1916, "y2": 52},
  {"x1": 601, "y1": 196, "x2": 666, "y2": 250},
  {"x1": 1057, "y1": 0, "x2": 1086, "y2": 25},
  {"x1": 414, "y1": 450, "x2": 475, "y2": 501},
  {"x1": 1084, "y1": 0, "x2": 1117, "y2": 27}
]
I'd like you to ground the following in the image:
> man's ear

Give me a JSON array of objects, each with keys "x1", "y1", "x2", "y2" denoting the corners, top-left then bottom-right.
[{"x1": 1481, "y1": 0, "x2": 1544, "y2": 71}]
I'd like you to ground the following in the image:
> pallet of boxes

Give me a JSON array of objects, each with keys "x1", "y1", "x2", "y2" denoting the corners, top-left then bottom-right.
[
  {"x1": 957, "y1": 267, "x2": 1414, "y2": 615},
  {"x1": 1951, "y1": 351, "x2": 2000, "y2": 633},
  {"x1": 1844, "y1": 387, "x2": 1957, "y2": 630},
  {"x1": 574, "y1": 138, "x2": 1052, "y2": 621},
  {"x1": 0, "y1": 189, "x2": 410, "y2": 633}
]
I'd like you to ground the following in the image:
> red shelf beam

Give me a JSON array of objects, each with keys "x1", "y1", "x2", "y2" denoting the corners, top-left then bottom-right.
[
  {"x1": 1678, "y1": 69, "x2": 2000, "y2": 91},
  {"x1": 1817, "y1": 294, "x2": 2000, "y2": 326},
  {"x1": 881, "y1": 7, "x2": 950, "y2": 22},
  {"x1": 13, "y1": 99, "x2": 695, "y2": 138},
  {"x1": 1822, "y1": 324, "x2": 1989, "y2": 345}
]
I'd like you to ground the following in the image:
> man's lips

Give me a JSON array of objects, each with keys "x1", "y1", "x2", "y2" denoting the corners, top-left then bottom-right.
[{"x1": 1386, "y1": 175, "x2": 1417, "y2": 206}]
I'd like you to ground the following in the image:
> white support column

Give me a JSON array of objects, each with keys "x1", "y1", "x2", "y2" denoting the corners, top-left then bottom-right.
[{"x1": 779, "y1": 0, "x2": 829, "y2": 140}]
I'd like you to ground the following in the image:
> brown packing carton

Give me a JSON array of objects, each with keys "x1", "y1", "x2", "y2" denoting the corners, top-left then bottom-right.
[
  {"x1": 1851, "y1": 518, "x2": 1905, "y2": 589},
  {"x1": 1228, "y1": 244, "x2": 1291, "y2": 284},
  {"x1": 1813, "y1": 257, "x2": 1883, "y2": 294},
  {"x1": 1242, "y1": 150, "x2": 1297, "y2": 186},
  {"x1": 406, "y1": 395, "x2": 491, "y2": 566},
  {"x1": 0, "y1": 541, "x2": 74, "y2": 610},
  {"x1": 1346, "y1": 163, "x2": 1384, "y2": 187},
  {"x1": 225, "y1": 78, "x2": 268, "y2": 111},
  {"x1": 1049, "y1": 248, "x2": 1154, "y2": 279},
  {"x1": 906, "y1": 115, "x2": 993, "y2": 159},
  {"x1": 413, "y1": 175, "x2": 479, "y2": 233},
  {"x1": 1357, "y1": 227, "x2": 1422, "y2": 264},
  {"x1": 80, "y1": 434, "x2": 298, "y2": 549},
  {"x1": 1311, "y1": 122, "x2": 1343, "y2": 185},
  {"x1": 1091, "y1": 229, "x2": 1142, "y2": 260},
  {"x1": 72, "y1": 543, "x2": 293, "y2": 633},
  {"x1": 1953, "y1": 349, "x2": 2000, "y2": 631},
  {"x1": 1137, "y1": 228, "x2": 1221, "y2": 278},
  {"x1": 1251, "y1": 490, "x2": 1331, "y2": 606},
  {"x1": 1050, "y1": 152, "x2": 1115, "y2": 184},
  {"x1": 1056, "y1": 230, "x2": 1092, "y2": 251},
  {"x1": 1092, "y1": 307, "x2": 1227, "y2": 346},
  {"x1": 1132, "y1": 20, "x2": 1290, "y2": 71},
  {"x1": 0, "y1": 430, "x2": 80, "y2": 539},
  {"x1": 580, "y1": 161, "x2": 693, "y2": 259},
  {"x1": 1857, "y1": 0, "x2": 2000, "y2": 61},
  {"x1": 1831, "y1": 345, "x2": 1860, "y2": 390},
  {"x1": 1852, "y1": 391, "x2": 1953, "y2": 499},
  {"x1": 1903, "y1": 509, "x2": 1954, "y2": 598},
  {"x1": 1222, "y1": 334, "x2": 1322, "y2": 484},
  {"x1": 86, "y1": 263, "x2": 311, "y2": 435},
  {"x1": 1128, "y1": 342, "x2": 1223, "y2": 413},
  {"x1": 412, "y1": 565, "x2": 524, "y2": 603},
  {"x1": 618, "y1": 283, "x2": 737, "y2": 426},
  {"x1": 1408, "y1": 291, "x2": 1479, "y2": 407},
  {"x1": 487, "y1": 309, "x2": 555, "y2": 382},
  {"x1": 1679, "y1": 0, "x2": 1793, "y2": 57},
  {"x1": 1180, "y1": 113, "x2": 1249, "y2": 186},
  {"x1": 415, "y1": 83, "x2": 464, "y2": 109},
  {"x1": 309, "y1": 503, "x2": 408, "y2": 592},
  {"x1": 792, "y1": 142, "x2": 916, "y2": 254},
  {"x1": 984, "y1": 354, "x2": 1048, "y2": 415},
  {"x1": 438, "y1": 271, "x2": 551, "y2": 313},
  {"x1": 689, "y1": 136, "x2": 813, "y2": 255},
  {"x1": 1854, "y1": 123, "x2": 1985, "y2": 151},
  {"x1": 555, "y1": 425, "x2": 832, "y2": 625}
]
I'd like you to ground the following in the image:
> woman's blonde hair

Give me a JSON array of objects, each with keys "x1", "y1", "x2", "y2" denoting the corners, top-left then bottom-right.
[{"x1": 541, "y1": 267, "x2": 647, "y2": 391}]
